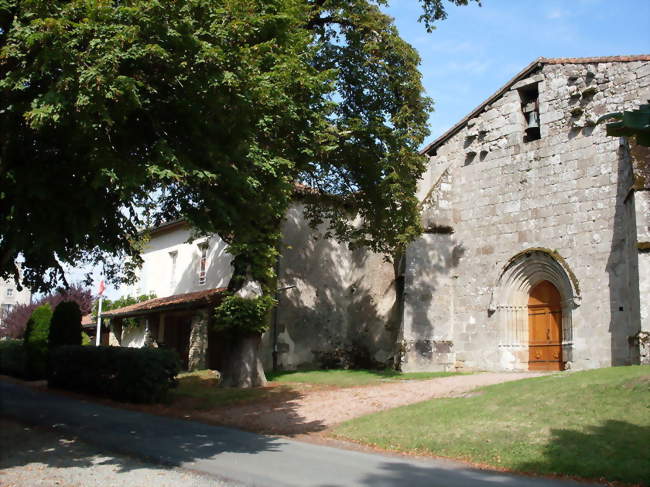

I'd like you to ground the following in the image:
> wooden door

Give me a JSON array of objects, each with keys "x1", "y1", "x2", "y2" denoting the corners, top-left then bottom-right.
[
  {"x1": 164, "y1": 314, "x2": 192, "y2": 370},
  {"x1": 528, "y1": 281, "x2": 563, "y2": 371}
]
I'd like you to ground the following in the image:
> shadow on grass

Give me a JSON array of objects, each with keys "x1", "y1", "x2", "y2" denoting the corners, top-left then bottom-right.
[{"x1": 515, "y1": 420, "x2": 650, "y2": 485}]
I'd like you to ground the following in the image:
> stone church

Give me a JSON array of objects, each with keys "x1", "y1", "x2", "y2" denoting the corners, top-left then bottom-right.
[{"x1": 105, "y1": 55, "x2": 650, "y2": 374}]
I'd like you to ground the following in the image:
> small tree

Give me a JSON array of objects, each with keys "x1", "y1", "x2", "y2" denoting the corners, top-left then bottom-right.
[
  {"x1": 0, "y1": 284, "x2": 92, "y2": 339},
  {"x1": 49, "y1": 301, "x2": 82, "y2": 348},
  {"x1": 23, "y1": 303, "x2": 53, "y2": 379}
]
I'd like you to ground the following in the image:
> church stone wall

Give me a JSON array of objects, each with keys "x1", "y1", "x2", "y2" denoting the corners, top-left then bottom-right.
[{"x1": 403, "y1": 59, "x2": 650, "y2": 372}]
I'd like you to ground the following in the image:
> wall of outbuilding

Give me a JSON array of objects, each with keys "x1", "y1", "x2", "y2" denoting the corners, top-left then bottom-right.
[{"x1": 260, "y1": 204, "x2": 400, "y2": 370}]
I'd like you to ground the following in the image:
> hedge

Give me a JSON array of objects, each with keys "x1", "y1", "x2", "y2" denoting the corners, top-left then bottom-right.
[
  {"x1": 23, "y1": 303, "x2": 53, "y2": 379},
  {"x1": 49, "y1": 346, "x2": 181, "y2": 403},
  {"x1": 0, "y1": 339, "x2": 26, "y2": 378},
  {"x1": 49, "y1": 300, "x2": 82, "y2": 348}
]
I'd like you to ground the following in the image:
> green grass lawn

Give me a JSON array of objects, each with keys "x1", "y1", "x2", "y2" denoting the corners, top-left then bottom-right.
[
  {"x1": 169, "y1": 370, "x2": 287, "y2": 409},
  {"x1": 333, "y1": 366, "x2": 650, "y2": 485},
  {"x1": 266, "y1": 369, "x2": 466, "y2": 387}
]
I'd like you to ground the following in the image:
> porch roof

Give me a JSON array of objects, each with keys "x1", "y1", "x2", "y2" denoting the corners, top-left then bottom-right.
[{"x1": 102, "y1": 287, "x2": 227, "y2": 319}]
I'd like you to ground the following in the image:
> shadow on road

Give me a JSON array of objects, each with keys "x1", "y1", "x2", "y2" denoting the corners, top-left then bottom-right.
[{"x1": 0, "y1": 380, "x2": 281, "y2": 470}]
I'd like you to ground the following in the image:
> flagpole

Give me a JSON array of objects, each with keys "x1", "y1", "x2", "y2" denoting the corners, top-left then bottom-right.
[{"x1": 95, "y1": 295, "x2": 103, "y2": 346}]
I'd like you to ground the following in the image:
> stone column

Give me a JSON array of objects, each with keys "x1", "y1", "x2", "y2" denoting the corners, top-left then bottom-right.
[
  {"x1": 108, "y1": 318, "x2": 123, "y2": 346},
  {"x1": 188, "y1": 309, "x2": 209, "y2": 371},
  {"x1": 143, "y1": 317, "x2": 156, "y2": 347}
]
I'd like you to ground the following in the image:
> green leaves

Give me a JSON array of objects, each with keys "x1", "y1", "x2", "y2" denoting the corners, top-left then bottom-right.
[
  {"x1": 1, "y1": 0, "x2": 465, "y2": 293},
  {"x1": 213, "y1": 294, "x2": 277, "y2": 334},
  {"x1": 597, "y1": 104, "x2": 650, "y2": 147}
]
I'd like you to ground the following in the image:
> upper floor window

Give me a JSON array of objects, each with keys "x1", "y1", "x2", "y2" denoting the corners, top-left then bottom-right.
[
  {"x1": 198, "y1": 243, "x2": 208, "y2": 285},
  {"x1": 6, "y1": 288, "x2": 13, "y2": 297},
  {"x1": 169, "y1": 251, "x2": 178, "y2": 291}
]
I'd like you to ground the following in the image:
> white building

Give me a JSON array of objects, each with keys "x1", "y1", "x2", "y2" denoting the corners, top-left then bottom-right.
[{"x1": 0, "y1": 276, "x2": 31, "y2": 328}]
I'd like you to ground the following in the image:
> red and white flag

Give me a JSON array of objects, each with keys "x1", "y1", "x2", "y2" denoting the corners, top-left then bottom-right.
[{"x1": 97, "y1": 280, "x2": 106, "y2": 296}]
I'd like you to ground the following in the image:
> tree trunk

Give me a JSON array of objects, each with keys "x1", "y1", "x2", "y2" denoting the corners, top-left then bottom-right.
[
  {"x1": 220, "y1": 247, "x2": 275, "y2": 388},
  {"x1": 220, "y1": 332, "x2": 267, "y2": 388}
]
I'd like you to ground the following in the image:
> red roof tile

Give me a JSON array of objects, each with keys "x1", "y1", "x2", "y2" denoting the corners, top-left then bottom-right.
[
  {"x1": 102, "y1": 287, "x2": 227, "y2": 318},
  {"x1": 81, "y1": 314, "x2": 94, "y2": 327}
]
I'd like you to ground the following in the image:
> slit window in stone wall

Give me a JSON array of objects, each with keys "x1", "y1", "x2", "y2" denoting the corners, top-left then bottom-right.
[{"x1": 519, "y1": 84, "x2": 541, "y2": 142}]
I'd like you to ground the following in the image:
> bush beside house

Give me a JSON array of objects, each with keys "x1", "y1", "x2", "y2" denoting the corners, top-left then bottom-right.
[
  {"x1": 49, "y1": 346, "x2": 181, "y2": 403},
  {"x1": 48, "y1": 301, "x2": 82, "y2": 348},
  {"x1": 0, "y1": 339, "x2": 27, "y2": 377},
  {"x1": 0, "y1": 284, "x2": 92, "y2": 339},
  {"x1": 23, "y1": 303, "x2": 53, "y2": 379}
]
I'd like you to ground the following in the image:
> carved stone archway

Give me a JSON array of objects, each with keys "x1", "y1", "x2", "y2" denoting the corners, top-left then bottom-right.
[{"x1": 489, "y1": 249, "x2": 581, "y2": 370}]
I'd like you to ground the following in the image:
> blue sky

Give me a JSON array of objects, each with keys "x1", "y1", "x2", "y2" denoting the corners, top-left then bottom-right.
[{"x1": 384, "y1": 0, "x2": 650, "y2": 145}]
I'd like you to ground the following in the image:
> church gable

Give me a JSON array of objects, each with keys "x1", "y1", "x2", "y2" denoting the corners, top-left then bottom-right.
[{"x1": 401, "y1": 55, "x2": 650, "y2": 372}]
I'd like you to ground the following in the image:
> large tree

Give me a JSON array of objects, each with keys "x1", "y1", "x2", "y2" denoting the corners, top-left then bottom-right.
[{"x1": 1, "y1": 0, "x2": 477, "y2": 386}]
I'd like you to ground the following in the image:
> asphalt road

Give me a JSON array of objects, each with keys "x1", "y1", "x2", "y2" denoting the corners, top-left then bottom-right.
[{"x1": 0, "y1": 380, "x2": 602, "y2": 487}]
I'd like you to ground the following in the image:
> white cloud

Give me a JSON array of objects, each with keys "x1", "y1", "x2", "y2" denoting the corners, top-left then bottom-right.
[{"x1": 546, "y1": 8, "x2": 568, "y2": 19}]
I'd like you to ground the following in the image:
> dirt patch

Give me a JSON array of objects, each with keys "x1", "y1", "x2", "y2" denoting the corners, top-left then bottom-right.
[{"x1": 190, "y1": 372, "x2": 544, "y2": 435}]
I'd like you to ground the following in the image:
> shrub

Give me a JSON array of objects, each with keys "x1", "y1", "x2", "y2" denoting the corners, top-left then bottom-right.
[
  {"x1": 0, "y1": 339, "x2": 27, "y2": 377},
  {"x1": 81, "y1": 332, "x2": 91, "y2": 346},
  {"x1": 23, "y1": 304, "x2": 53, "y2": 379},
  {"x1": 49, "y1": 346, "x2": 181, "y2": 403},
  {"x1": 213, "y1": 295, "x2": 276, "y2": 335},
  {"x1": 49, "y1": 301, "x2": 82, "y2": 348},
  {"x1": 1, "y1": 284, "x2": 91, "y2": 339}
]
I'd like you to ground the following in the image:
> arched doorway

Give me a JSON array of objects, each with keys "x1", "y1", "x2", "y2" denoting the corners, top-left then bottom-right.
[
  {"x1": 491, "y1": 249, "x2": 580, "y2": 371},
  {"x1": 528, "y1": 280, "x2": 563, "y2": 371}
]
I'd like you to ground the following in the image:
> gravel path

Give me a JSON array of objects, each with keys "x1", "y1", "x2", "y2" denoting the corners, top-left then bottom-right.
[
  {"x1": 196, "y1": 372, "x2": 544, "y2": 435},
  {"x1": 0, "y1": 418, "x2": 236, "y2": 487}
]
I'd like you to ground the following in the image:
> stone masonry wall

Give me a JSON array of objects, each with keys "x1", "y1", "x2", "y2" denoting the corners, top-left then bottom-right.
[
  {"x1": 402, "y1": 59, "x2": 650, "y2": 372},
  {"x1": 261, "y1": 204, "x2": 399, "y2": 371}
]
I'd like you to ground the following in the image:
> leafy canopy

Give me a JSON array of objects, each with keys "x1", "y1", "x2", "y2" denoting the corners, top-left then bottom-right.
[{"x1": 1, "y1": 0, "x2": 477, "y2": 292}]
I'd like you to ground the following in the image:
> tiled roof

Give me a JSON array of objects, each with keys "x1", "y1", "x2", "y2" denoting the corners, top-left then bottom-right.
[
  {"x1": 148, "y1": 219, "x2": 188, "y2": 236},
  {"x1": 81, "y1": 314, "x2": 94, "y2": 327},
  {"x1": 544, "y1": 55, "x2": 650, "y2": 64},
  {"x1": 102, "y1": 287, "x2": 227, "y2": 318},
  {"x1": 421, "y1": 55, "x2": 650, "y2": 155}
]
